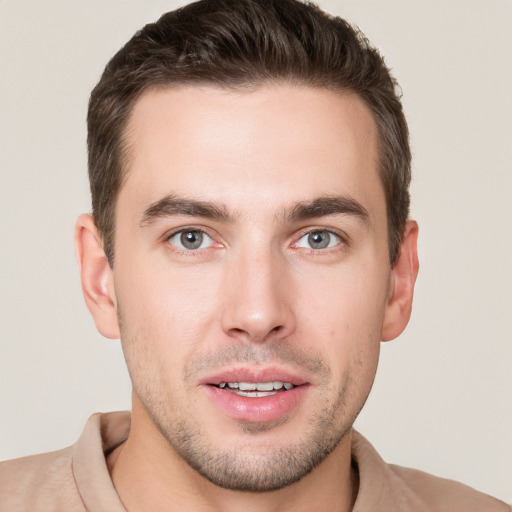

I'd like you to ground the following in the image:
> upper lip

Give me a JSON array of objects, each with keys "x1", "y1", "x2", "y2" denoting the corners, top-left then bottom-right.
[{"x1": 199, "y1": 367, "x2": 308, "y2": 386}]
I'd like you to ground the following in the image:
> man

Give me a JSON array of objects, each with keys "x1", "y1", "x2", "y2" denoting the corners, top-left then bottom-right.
[{"x1": 0, "y1": 0, "x2": 509, "y2": 510}]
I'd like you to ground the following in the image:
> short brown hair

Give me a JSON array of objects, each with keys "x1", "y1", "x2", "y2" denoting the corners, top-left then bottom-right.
[{"x1": 88, "y1": 0, "x2": 411, "y2": 265}]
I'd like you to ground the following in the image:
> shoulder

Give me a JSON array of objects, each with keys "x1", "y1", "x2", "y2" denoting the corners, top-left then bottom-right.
[
  {"x1": 0, "y1": 412, "x2": 129, "y2": 512},
  {"x1": 0, "y1": 447, "x2": 86, "y2": 512},
  {"x1": 389, "y1": 464, "x2": 511, "y2": 512},
  {"x1": 351, "y1": 431, "x2": 510, "y2": 512}
]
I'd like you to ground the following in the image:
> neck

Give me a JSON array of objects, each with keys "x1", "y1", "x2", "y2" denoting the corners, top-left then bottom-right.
[{"x1": 109, "y1": 400, "x2": 359, "y2": 512}]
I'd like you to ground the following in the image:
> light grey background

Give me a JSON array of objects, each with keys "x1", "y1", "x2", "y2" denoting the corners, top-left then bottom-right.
[{"x1": 1, "y1": 0, "x2": 511, "y2": 503}]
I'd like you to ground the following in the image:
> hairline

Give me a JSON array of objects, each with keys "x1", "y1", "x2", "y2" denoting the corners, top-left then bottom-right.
[{"x1": 106, "y1": 79, "x2": 395, "y2": 266}]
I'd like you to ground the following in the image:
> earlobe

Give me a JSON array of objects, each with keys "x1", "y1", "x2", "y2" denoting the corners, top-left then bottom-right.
[
  {"x1": 75, "y1": 214, "x2": 120, "y2": 339},
  {"x1": 381, "y1": 220, "x2": 419, "y2": 342}
]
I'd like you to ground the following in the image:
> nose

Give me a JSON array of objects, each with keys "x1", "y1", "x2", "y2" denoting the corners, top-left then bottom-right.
[{"x1": 220, "y1": 246, "x2": 296, "y2": 343}]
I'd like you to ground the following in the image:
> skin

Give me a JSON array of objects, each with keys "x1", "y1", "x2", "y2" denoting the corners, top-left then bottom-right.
[{"x1": 76, "y1": 84, "x2": 419, "y2": 512}]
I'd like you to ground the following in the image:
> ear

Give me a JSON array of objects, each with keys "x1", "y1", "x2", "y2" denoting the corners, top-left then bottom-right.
[
  {"x1": 75, "y1": 214, "x2": 120, "y2": 339},
  {"x1": 381, "y1": 220, "x2": 419, "y2": 342}
]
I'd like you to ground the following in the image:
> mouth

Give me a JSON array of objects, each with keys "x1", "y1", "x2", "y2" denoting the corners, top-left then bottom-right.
[
  {"x1": 212, "y1": 381, "x2": 296, "y2": 397},
  {"x1": 202, "y1": 369, "x2": 309, "y2": 423}
]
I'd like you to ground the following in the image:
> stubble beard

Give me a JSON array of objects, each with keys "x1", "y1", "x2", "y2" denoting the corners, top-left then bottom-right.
[
  {"x1": 150, "y1": 388, "x2": 352, "y2": 492},
  {"x1": 131, "y1": 343, "x2": 361, "y2": 493}
]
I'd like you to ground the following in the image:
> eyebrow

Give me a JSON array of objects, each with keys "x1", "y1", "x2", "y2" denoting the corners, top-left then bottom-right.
[
  {"x1": 139, "y1": 193, "x2": 369, "y2": 227},
  {"x1": 287, "y1": 196, "x2": 369, "y2": 224},
  {"x1": 140, "y1": 194, "x2": 231, "y2": 227}
]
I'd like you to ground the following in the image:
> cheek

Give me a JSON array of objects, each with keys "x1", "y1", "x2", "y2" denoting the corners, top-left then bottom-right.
[
  {"x1": 293, "y1": 262, "x2": 388, "y2": 377},
  {"x1": 113, "y1": 258, "x2": 222, "y2": 376},
  {"x1": 118, "y1": 253, "x2": 220, "y2": 322},
  {"x1": 299, "y1": 263, "x2": 388, "y2": 330}
]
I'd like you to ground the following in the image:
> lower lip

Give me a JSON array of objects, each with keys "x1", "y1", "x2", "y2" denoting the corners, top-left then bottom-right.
[{"x1": 204, "y1": 385, "x2": 308, "y2": 423}]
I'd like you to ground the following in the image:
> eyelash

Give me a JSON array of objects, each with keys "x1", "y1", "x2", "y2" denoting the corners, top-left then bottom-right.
[
  {"x1": 165, "y1": 226, "x2": 220, "y2": 256},
  {"x1": 165, "y1": 226, "x2": 348, "y2": 256},
  {"x1": 292, "y1": 228, "x2": 348, "y2": 253}
]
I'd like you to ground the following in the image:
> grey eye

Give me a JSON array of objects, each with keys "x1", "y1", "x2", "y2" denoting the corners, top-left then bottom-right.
[
  {"x1": 181, "y1": 230, "x2": 203, "y2": 249},
  {"x1": 296, "y1": 230, "x2": 341, "y2": 250},
  {"x1": 168, "y1": 230, "x2": 213, "y2": 250},
  {"x1": 308, "y1": 231, "x2": 331, "y2": 249}
]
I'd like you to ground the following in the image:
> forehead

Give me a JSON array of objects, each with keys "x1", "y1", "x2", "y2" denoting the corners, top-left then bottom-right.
[{"x1": 119, "y1": 84, "x2": 383, "y2": 222}]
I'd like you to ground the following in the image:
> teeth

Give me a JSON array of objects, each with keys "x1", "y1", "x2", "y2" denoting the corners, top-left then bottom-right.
[
  {"x1": 255, "y1": 382, "x2": 274, "y2": 391},
  {"x1": 238, "y1": 382, "x2": 256, "y2": 391},
  {"x1": 236, "y1": 390, "x2": 278, "y2": 397},
  {"x1": 219, "y1": 381, "x2": 295, "y2": 392}
]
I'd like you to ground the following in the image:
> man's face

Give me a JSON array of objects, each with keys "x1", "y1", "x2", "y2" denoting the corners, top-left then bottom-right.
[{"x1": 112, "y1": 85, "x2": 392, "y2": 490}]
